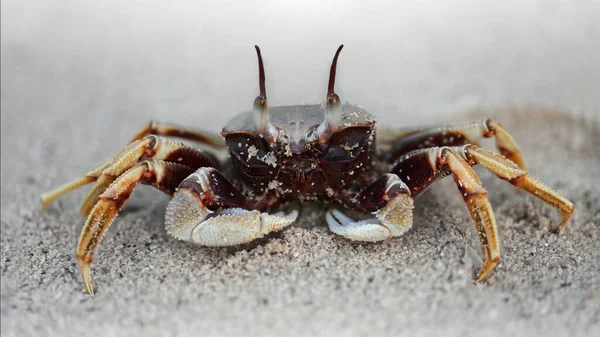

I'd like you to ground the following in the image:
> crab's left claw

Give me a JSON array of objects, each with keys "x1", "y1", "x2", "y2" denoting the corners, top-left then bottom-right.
[{"x1": 326, "y1": 211, "x2": 394, "y2": 242}]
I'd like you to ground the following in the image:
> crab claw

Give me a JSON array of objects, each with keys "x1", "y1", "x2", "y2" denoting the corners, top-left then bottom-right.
[
  {"x1": 326, "y1": 176, "x2": 414, "y2": 242},
  {"x1": 193, "y1": 208, "x2": 298, "y2": 246},
  {"x1": 165, "y1": 188, "x2": 214, "y2": 241},
  {"x1": 326, "y1": 210, "x2": 394, "y2": 242},
  {"x1": 165, "y1": 189, "x2": 298, "y2": 245},
  {"x1": 373, "y1": 192, "x2": 414, "y2": 236}
]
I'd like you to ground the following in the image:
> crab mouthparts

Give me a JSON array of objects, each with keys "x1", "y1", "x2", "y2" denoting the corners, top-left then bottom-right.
[
  {"x1": 286, "y1": 160, "x2": 313, "y2": 169},
  {"x1": 282, "y1": 157, "x2": 319, "y2": 171},
  {"x1": 279, "y1": 159, "x2": 326, "y2": 193}
]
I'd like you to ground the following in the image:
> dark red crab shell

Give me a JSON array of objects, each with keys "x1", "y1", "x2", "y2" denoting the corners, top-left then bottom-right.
[{"x1": 220, "y1": 104, "x2": 377, "y2": 196}]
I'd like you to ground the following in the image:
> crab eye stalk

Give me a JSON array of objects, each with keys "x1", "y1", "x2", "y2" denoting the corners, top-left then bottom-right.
[
  {"x1": 325, "y1": 45, "x2": 344, "y2": 131},
  {"x1": 252, "y1": 45, "x2": 277, "y2": 143},
  {"x1": 311, "y1": 44, "x2": 344, "y2": 144},
  {"x1": 252, "y1": 45, "x2": 269, "y2": 133}
]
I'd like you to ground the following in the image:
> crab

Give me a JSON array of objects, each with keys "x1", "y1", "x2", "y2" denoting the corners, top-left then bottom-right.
[{"x1": 42, "y1": 45, "x2": 574, "y2": 295}]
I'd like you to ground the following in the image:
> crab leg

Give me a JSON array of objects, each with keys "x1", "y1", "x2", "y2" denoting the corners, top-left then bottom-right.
[
  {"x1": 77, "y1": 160, "x2": 196, "y2": 294},
  {"x1": 392, "y1": 146, "x2": 573, "y2": 230},
  {"x1": 459, "y1": 146, "x2": 574, "y2": 231},
  {"x1": 165, "y1": 167, "x2": 298, "y2": 245},
  {"x1": 382, "y1": 119, "x2": 525, "y2": 169},
  {"x1": 390, "y1": 146, "x2": 573, "y2": 280},
  {"x1": 41, "y1": 160, "x2": 111, "y2": 210},
  {"x1": 130, "y1": 120, "x2": 226, "y2": 147},
  {"x1": 392, "y1": 147, "x2": 499, "y2": 280},
  {"x1": 41, "y1": 135, "x2": 219, "y2": 213}
]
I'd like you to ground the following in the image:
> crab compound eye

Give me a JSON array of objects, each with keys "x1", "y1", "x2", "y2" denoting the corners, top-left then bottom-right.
[
  {"x1": 225, "y1": 134, "x2": 270, "y2": 167},
  {"x1": 324, "y1": 146, "x2": 350, "y2": 162},
  {"x1": 322, "y1": 126, "x2": 371, "y2": 163}
]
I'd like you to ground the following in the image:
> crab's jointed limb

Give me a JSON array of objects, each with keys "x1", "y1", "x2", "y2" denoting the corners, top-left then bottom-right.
[
  {"x1": 463, "y1": 146, "x2": 573, "y2": 231},
  {"x1": 48, "y1": 149, "x2": 296, "y2": 294},
  {"x1": 41, "y1": 161, "x2": 110, "y2": 211},
  {"x1": 77, "y1": 160, "x2": 196, "y2": 294},
  {"x1": 41, "y1": 134, "x2": 221, "y2": 294},
  {"x1": 130, "y1": 120, "x2": 226, "y2": 147},
  {"x1": 390, "y1": 145, "x2": 573, "y2": 280},
  {"x1": 41, "y1": 135, "x2": 219, "y2": 213},
  {"x1": 381, "y1": 118, "x2": 526, "y2": 170}
]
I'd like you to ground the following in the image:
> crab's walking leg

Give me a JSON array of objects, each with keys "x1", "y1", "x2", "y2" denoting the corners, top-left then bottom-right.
[
  {"x1": 460, "y1": 146, "x2": 574, "y2": 230},
  {"x1": 78, "y1": 160, "x2": 196, "y2": 294},
  {"x1": 326, "y1": 174, "x2": 414, "y2": 242},
  {"x1": 382, "y1": 119, "x2": 525, "y2": 169},
  {"x1": 130, "y1": 121, "x2": 226, "y2": 147},
  {"x1": 390, "y1": 146, "x2": 574, "y2": 280},
  {"x1": 41, "y1": 161, "x2": 111, "y2": 210},
  {"x1": 41, "y1": 135, "x2": 219, "y2": 213},
  {"x1": 392, "y1": 147, "x2": 499, "y2": 280},
  {"x1": 165, "y1": 167, "x2": 298, "y2": 245}
]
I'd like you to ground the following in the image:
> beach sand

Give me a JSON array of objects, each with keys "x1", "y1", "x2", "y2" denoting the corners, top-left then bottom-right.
[{"x1": 2, "y1": 2, "x2": 599, "y2": 336}]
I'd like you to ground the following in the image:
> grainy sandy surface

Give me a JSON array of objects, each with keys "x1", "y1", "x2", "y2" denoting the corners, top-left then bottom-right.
[
  {"x1": 2, "y1": 1, "x2": 600, "y2": 336},
  {"x1": 2, "y1": 105, "x2": 600, "y2": 337}
]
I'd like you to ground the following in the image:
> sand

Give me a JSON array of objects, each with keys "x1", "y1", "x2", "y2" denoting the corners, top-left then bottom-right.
[
  {"x1": 3, "y1": 105, "x2": 600, "y2": 337},
  {"x1": 2, "y1": 2, "x2": 600, "y2": 336}
]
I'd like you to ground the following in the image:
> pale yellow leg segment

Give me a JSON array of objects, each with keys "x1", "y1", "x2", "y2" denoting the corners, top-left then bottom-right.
[
  {"x1": 130, "y1": 120, "x2": 226, "y2": 148},
  {"x1": 42, "y1": 135, "x2": 212, "y2": 215},
  {"x1": 77, "y1": 160, "x2": 196, "y2": 294},
  {"x1": 77, "y1": 165, "x2": 147, "y2": 295},
  {"x1": 76, "y1": 137, "x2": 156, "y2": 216},
  {"x1": 80, "y1": 175, "x2": 116, "y2": 217},
  {"x1": 41, "y1": 160, "x2": 112, "y2": 209},
  {"x1": 380, "y1": 119, "x2": 527, "y2": 170},
  {"x1": 41, "y1": 137, "x2": 154, "y2": 211},
  {"x1": 487, "y1": 121, "x2": 526, "y2": 170},
  {"x1": 41, "y1": 175, "x2": 96, "y2": 210},
  {"x1": 444, "y1": 150, "x2": 500, "y2": 281},
  {"x1": 43, "y1": 121, "x2": 224, "y2": 210},
  {"x1": 376, "y1": 126, "x2": 424, "y2": 145},
  {"x1": 465, "y1": 146, "x2": 574, "y2": 231}
]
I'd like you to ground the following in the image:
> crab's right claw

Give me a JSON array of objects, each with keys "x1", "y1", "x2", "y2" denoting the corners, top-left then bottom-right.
[
  {"x1": 165, "y1": 188, "x2": 298, "y2": 245},
  {"x1": 192, "y1": 208, "x2": 298, "y2": 246}
]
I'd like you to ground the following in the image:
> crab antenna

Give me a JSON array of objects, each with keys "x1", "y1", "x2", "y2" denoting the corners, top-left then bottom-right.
[
  {"x1": 325, "y1": 44, "x2": 344, "y2": 132},
  {"x1": 252, "y1": 45, "x2": 271, "y2": 134}
]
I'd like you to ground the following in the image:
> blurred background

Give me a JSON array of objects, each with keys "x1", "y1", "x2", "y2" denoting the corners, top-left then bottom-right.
[{"x1": 2, "y1": 0, "x2": 599, "y2": 136}]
